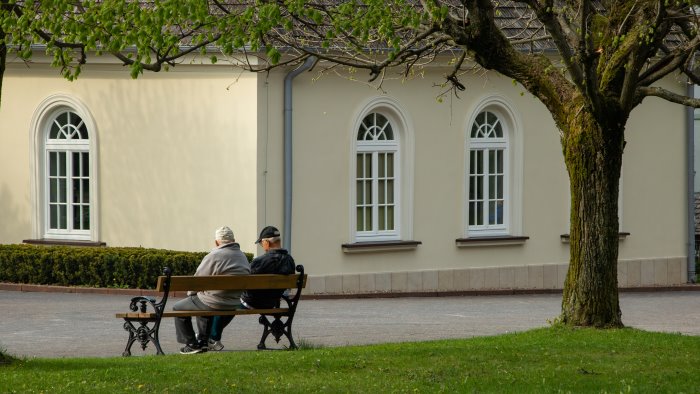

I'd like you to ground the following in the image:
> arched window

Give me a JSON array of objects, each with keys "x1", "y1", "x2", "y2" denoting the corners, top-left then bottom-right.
[
  {"x1": 45, "y1": 111, "x2": 91, "y2": 235},
  {"x1": 465, "y1": 96, "x2": 523, "y2": 238},
  {"x1": 31, "y1": 95, "x2": 98, "y2": 241},
  {"x1": 468, "y1": 110, "x2": 509, "y2": 234},
  {"x1": 355, "y1": 112, "x2": 400, "y2": 240}
]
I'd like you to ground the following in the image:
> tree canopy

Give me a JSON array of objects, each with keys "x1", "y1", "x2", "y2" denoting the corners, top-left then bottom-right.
[{"x1": 2, "y1": 0, "x2": 699, "y2": 327}]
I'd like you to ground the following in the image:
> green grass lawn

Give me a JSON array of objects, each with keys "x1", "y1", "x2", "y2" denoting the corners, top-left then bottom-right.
[{"x1": 2, "y1": 327, "x2": 699, "y2": 393}]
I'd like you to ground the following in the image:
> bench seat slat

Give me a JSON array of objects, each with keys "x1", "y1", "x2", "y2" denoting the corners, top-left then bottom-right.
[
  {"x1": 116, "y1": 308, "x2": 289, "y2": 319},
  {"x1": 157, "y1": 274, "x2": 307, "y2": 292}
]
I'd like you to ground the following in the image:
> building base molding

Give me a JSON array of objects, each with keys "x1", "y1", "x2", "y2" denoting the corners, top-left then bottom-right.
[{"x1": 304, "y1": 257, "x2": 689, "y2": 296}]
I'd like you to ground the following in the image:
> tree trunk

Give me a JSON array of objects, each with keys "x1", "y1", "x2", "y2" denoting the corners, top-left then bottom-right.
[{"x1": 561, "y1": 108, "x2": 624, "y2": 328}]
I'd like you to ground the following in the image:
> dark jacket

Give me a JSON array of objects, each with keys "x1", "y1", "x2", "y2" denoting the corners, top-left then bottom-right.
[{"x1": 241, "y1": 248, "x2": 295, "y2": 308}]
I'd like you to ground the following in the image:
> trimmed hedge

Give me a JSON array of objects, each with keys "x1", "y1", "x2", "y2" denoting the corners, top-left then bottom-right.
[{"x1": 0, "y1": 244, "x2": 253, "y2": 289}]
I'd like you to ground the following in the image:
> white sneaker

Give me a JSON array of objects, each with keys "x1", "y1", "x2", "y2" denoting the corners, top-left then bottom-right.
[{"x1": 208, "y1": 339, "x2": 224, "y2": 351}]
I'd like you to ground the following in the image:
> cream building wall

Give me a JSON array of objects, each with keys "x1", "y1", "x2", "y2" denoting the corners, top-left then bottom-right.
[
  {"x1": 0, "y1": 58, "x2": 689, "y2": 292},
  {"x1": 261, "y1": 67, "x2": 689, "y2": 294},
  {"x1": 0, "y1": 61, "x2": 260, "y2": 253}
]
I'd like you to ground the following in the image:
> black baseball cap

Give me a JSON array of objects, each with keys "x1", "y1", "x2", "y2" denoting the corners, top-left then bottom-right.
[{"x1": 255, "y1": 225, "x2": 280, "y2": 244}]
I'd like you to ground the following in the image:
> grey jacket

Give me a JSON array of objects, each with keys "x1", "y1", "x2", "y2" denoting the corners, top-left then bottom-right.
[{"x1": 191, "y1": 242, "x2": 250, "y2": 309}]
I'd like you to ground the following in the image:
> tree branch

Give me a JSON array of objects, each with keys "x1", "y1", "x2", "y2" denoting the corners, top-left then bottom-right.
[
  {"x1": 636, "y1": 86, "x2": 700, "y2": 107},
  {"x1": 619, "y1": 0, "x2": 669, "y2": 111}
]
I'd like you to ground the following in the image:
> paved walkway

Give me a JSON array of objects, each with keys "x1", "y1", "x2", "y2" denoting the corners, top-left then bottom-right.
[{"x1": 1, "y1": 290, "x2": 698, "y2": 358}]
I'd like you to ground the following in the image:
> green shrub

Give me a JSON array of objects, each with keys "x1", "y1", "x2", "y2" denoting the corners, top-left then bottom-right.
[{"x1": 0, "y1": 244, "x2": 253, "y2": 289}]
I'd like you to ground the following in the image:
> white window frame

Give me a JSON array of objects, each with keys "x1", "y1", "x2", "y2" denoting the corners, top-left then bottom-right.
[
  {"x1": 30, "y1": 94, "x2": 99, "y2": 241},
  {"x1": 464, "y1": 96, "x2": 523, "y2": 238},
  {"x1": 350, "y1": 97, "x2": 414, "y2": 243}
]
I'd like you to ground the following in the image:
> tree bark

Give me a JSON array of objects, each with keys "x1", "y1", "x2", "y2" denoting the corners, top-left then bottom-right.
[{"x1": 561, "y1": 106, "x2": 625, "y2": 327}]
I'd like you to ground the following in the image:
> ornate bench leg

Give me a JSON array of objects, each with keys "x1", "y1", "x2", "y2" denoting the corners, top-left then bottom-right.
[
  {"x1": 257, "y1": 315, "x2": 272, "y2": 350},
  {"x1": 122, "y1": 321, "x2": 138, "y2": 357},
  {"x1": 257, "y1": 315, "x2": 297, "y2": 350},
  {"x1": 284, "y1": 324, "x2": 298, "y2": 350},
  {"x1": 121, "y1": 319, "x2": 164, "y2": 356}
]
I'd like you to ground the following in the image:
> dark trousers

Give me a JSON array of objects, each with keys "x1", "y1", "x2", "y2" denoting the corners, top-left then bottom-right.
[
  {"x1": 172, "y1": 295, "x2": 216, "y2": 345},
  {"x1": 210, "y1": 316, "x2": 235, "y2": 341}
]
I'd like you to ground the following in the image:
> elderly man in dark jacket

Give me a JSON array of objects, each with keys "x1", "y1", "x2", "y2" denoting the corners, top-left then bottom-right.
[{"x1": 207, "y1": 225, "x2": 295, "y2": 351}]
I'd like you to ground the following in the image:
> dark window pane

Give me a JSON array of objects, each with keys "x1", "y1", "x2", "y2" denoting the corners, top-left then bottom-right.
[
  {"x1": 58, "y1": 152, "x2": 66, "y2": 177},
  {"x1": 82, "y1": 153, "x2": 89, "y2": 176},
  {"x1": 471, "y1": 123, "x2": 479, "y2": 138},
  {"x1": 387, "y1": 180, "x2": 394, "y2": 203},
  {"x1": 497, "y1": 176, "x2": 503, "y2": 199},
  {"x1": 59, "y1": 205, "x2": 67, "y2": 229},
  {"x1": 357, "y1": 207, "x2": 364, "y2": 231},
  {"x1": 378, "y1": 206, "x2": 385, "y2": 230},
  {"x1": 387, "y1": 206, "x2": 394, "y2": 230},
  {"x1": 50, "y1": 205, "x2": 57, "y2": 229},
  {"x1": 386, "y1": 153, "x2": 394, "y2": 177},
  {"x1": 378, "y1": 180, "x2": 385, "y2": 204},
  {"x1": 379, "y1": 153, "x2": 385, "y2": 177},
  {"x1": 73, "y1": 152, "x2": 80, "y2": 177},
  {"x1": 356, "y1": 154, "x2": 363, "y2": 178},
  {"x1": 49, "y1": 152, "x2": 57, "y2": 177},
  {"x1": 73, "y1": 179, "x2": 80, "y2": 203},
  {"x1": 56, "y1": 112, "x2": 68, "y2": 127},
  {"x1": 83, "y1": 179, "x2": 90, "y2": 203},
  {"x1": 79, "y1": 124, "x2": 89, "y2": 139},
  {"x1": 469, "y1": 151, "x2": 476, "y2": 175},
  {"x1": 384, "y1": 123, "x2": 394, "y2": 140},
  {"x1": 73, "y1": 205, "x2": 81, "y2": 229},
  {"x1": 50, "y1": 123, "x2": 60, "y2": 139},
  {"x1": 49, "y1": 179, "x2": 57, "y2": 203},
  {"x1": 58, "y1": 179, "x2": 67, "y2": 203},
  {"x1": 83, "y1": 206, "x2": 90, "y2": 229},
  {"x1": 476, "y1": 175, "x2": 483, "y2": 199},
  {"x1": 495, "y1": 122, "x2": 503, "y2": 138},
  {"x1": 469, "y1": 177, "x2": 475, "y2": 200},
  {"x1": 357, "y1": 181, "x2": 364, "y2": 204}
]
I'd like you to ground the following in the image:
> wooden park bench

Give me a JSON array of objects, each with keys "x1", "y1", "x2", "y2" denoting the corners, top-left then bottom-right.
[{"x1": 115, "y1": 265, "x2": 306, "y2": 356}]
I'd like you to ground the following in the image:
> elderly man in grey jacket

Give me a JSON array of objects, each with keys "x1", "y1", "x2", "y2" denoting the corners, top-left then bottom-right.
[{"x1": 173, "y1": 226, "x2": 250, "y2": 354}]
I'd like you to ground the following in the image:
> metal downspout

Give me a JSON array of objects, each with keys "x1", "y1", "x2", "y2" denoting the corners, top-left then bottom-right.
[
  {"x1": 687, "y1": 82, "x2": 697, "y2": 283},
  {"x1": 283, "y1": 56, "x2": 316, "y2": 252}
]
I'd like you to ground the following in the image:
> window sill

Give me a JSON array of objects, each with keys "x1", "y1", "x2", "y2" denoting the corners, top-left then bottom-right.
[
  {"x1": 342, "y1": 240, "x2": 421, "y2": 253},
  {"x1": 23, "y1": 239, "x2": 107, "y2": 247},
  {"x1": 456, "y1": 236, "x2": 529, "y2": 247},
  {"x1": 560, "y1": 232, "x2": 630, "y2": 244}
]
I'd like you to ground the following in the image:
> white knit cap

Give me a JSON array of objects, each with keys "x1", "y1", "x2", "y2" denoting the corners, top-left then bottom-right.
[{"x1": 215, "y1": 226, "x2": 235, "y2": 242}]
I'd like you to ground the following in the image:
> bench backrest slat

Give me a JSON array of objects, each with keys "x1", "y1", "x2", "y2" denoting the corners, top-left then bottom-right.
[{"x1": 156, "y1": 274, "x2": 307, "y2": 292}]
